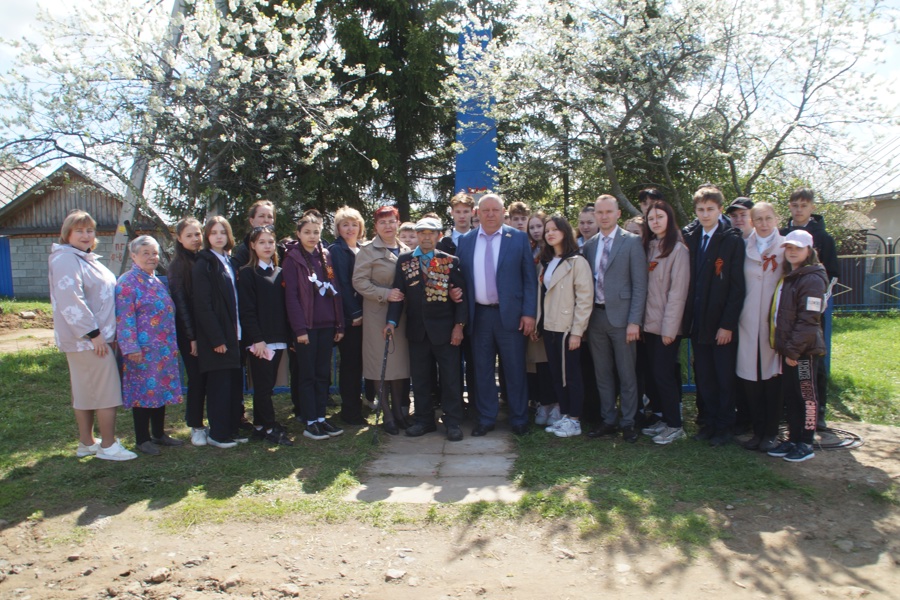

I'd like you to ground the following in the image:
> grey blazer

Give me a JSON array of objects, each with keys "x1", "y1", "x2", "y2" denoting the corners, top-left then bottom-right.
[{"x1": 582, "y1": 227, "x2": 648, "y2": 328}]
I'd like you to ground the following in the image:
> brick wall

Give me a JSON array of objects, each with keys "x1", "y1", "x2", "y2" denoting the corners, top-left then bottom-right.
[{"x1": 10, "y1": 234, "x2": 121, "y2": 299}]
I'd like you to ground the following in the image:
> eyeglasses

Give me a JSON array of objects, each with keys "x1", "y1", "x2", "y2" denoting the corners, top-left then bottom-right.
[
  {"x1": 376, "y1": 219, "x2": 398, "y2": 226},
  {"x1": 252, "y1": 225, "x2": 275, "y2": 233}
]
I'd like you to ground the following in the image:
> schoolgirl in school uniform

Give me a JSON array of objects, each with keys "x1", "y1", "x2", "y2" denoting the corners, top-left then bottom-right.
[
  {"x1": 767, "y1": 229, "x2": 828, "y2": 463},
  {"x1": 238, "y1": 225, "x2": 293, "y2": 446},
  {"x1": 192, "y1": 216, "x2": 245, "y2": 449},
  {"x1": 283, "y1": 210, "x2": 345, "y2": 441}
]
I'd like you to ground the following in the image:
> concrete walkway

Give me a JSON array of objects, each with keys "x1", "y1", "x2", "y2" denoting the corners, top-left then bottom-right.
[
  {"x1": 0, "y1": 328, "x2": 55, "y2": 353},
  {"x1": 345, "y1": 424, "x2": 524, "y2": 504}
]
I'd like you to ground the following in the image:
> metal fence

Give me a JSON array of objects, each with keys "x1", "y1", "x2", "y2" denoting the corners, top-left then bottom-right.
[{"x1": 833, "y1": 253, "x2": 900, "y2": 313}]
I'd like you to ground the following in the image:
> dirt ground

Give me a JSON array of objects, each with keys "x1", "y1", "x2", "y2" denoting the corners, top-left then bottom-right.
[
  {"x1": 1, "y1": 420, "x2": 897, "y2": 600},
  {"x1": 0, "y1": 309, "x2": 53, "y2": 333}
]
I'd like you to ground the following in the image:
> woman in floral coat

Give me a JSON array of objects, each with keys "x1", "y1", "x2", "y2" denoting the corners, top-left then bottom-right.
[{"x1": 116, "y1": 236, "x2": 184, "y2": 456}]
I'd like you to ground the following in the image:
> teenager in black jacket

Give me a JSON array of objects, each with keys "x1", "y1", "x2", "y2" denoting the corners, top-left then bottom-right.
[
  {"x1": 238, "y1": 225, "x2": 292, "y2": 445},
  {"x1": 682, "y1": 186, "x2": 746, "y2": 447},
  {"x1": 167, "y1": 217, "x2": 209, "y2": 446},
  {"x1": 192, "y1": 216, "x2": 244, "y2": 449}
]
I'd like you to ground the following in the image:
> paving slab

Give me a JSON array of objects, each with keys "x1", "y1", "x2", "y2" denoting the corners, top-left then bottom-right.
[
  {"x1": 351, "y1": 427, "x2": 523, "y2": 504},
  {"x1": 366, "y1": 453, "x2": 442, "y2": 477}
]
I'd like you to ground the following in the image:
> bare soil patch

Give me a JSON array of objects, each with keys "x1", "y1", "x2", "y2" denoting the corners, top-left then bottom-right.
[
  {"x1": 0, "y1": 308, "x2": 53, "y2": 333},
  {"x1": 1, "y1": 422, "x2": 897, "y2": 599}
]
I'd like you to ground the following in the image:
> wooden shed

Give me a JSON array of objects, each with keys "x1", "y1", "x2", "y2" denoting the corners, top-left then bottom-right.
[{"x1": 0, "y1": 162, "x2": 161, "y2": 298}]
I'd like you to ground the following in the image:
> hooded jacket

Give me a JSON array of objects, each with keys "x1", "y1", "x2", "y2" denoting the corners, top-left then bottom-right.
[{"x1": 773, "y1": 264, "x2": 828, "y2": 360}]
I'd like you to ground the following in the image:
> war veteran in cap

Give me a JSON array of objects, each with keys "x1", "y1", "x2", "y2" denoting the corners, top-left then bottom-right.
[{"x1": 385, "y1": 216, "x2": 468, "y2": 441}]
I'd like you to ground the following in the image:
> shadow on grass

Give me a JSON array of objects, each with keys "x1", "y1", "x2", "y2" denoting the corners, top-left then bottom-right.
[
  {"x1": 472, "y1": 414, "x2": 898, "y2": 597},
  {"x1": 0, "y1": 349, "x2": 378, "y2": 530}
]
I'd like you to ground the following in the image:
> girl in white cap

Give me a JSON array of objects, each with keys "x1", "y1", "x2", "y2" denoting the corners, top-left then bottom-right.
[{"x1": 767, "y1": 230, "x2": 828, "y2": 462}]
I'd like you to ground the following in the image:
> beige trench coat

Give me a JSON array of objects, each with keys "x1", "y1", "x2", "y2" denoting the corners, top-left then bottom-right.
[
  {"x1": 737, "y1": 231, "x2": 784, "y2": 381},
  {"x1": 352, "y1": 236, "x2": 411, "y2": 380}
]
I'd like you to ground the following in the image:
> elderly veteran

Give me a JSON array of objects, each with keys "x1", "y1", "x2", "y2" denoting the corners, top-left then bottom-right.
[
  {"x1": 116, "y1": 235, "x2": 185, "y2": 456},
  {"x1": 385, "y1": 217, "x2": 468, "y2": 441}
]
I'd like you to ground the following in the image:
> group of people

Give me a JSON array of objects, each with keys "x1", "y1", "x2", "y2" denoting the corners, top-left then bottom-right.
[{"x1": 50, "y1": 183, "x2": 836, "y2": 464}]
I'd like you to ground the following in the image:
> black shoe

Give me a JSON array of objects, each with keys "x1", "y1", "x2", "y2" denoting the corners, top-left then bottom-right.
[
  {"x1": 150, "y1": 434, "x2": 185, "y2": 447},
  {"x1": 446, "y1": 425, "x2": 463, "y2": 442},
  {"x1": 406, "y1": 422, "x2": 437, "y2": 437},
  {"x1": 250, "y1": 427, "x2": 267, "y2": 441},
  {"x1": 382, "y1": 421, "x2": 400, "y2": 435},
  {"x1": 693, "y1": 426, "x2": 715, "y2": 442},
  {"x1": 709, "y1": 431, "x2": 732, "y2": 447},
  {"x1": 742, "y1": 435, "x2": 761, "y2": 450},
  {"x1": 339, "y1": 414, "x2": 367, "y2": 426},
  {"x1": 816, "y1": 414, "x2": 828, "y2": 431},
  {"x1": 511, "y1": 423, "x2": 529, "y2": 436},
  {"x1": 264, "y1": 428, "x2": 294, "y2": 446},
  {"x1": 303, "y1": 422, "x2": 329, "y2": 441},
  {"x1": 396, "y1": 416, "x2": 414, "y2": 430},
  {"x1": 587, "y1": 423, "x2": 618, "y2": 438},
  {"x1": 238, "y1": 418, "x2": 254, "y2": 432},
  {"x1": 320, "y1": 420, "x2": 344, "y2": 437},
  {"x1": 621, "y1": 426, "x2": 638, "y2": 443},
  {"x1": 471, "y1": 423, "x2": 495, "y2": 437},
  {"x1": 758, "y1": 436, "x2": 779, "y2": 452}
]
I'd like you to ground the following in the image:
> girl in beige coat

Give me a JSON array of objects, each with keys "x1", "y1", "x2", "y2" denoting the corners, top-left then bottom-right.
[
  {"x1": 352, "y1": 206, "x2": 411, "y2": 434},
  {"x1": 532, "y1": 216, "x2": 594, "y2": 438},
  {"x1": 641, "y1": 201, "x2": 690, "y2": 445},
  {"x1": 738, "y1": 202, "x2": 785, "y2": 451}
]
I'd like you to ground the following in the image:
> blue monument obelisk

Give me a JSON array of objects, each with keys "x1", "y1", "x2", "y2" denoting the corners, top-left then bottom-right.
[{"x1": 454, "y1": 28, "x2": 498, "y2": 195}]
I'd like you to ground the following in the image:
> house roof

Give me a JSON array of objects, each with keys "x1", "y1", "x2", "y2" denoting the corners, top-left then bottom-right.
[
  {"x1": 0, "y1": 161, "x2": 163, "y2": 234},
  {"x1": 0, "y1": 163, "x2": 44, "y2": 209}
]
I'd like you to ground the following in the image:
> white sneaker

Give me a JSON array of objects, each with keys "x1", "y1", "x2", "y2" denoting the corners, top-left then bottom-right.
[
  {"x1": 76, "y1": 441, "x2": 100, "y2": 458},
  {"x1": 652, "y1": 426, "x2": 685, "y2": 445},
  {"x1": 545, "y1": 416, "x2": 566, "y2": 433},
  {"x1": 641, "y1": 420, "x2": 667, "y2": 436},
  {"x1": 207, "y1": 436, "x2": 238, "y2": 449},
  {"x1": 553, "y1": 418, "x2": 582, "y2": 438},
  {"x1": 547, "y1": 406, "x2": 562, "y2": 426},
  {"x1": 191, "y1": 428, "x2": 208, "y2": 447},
  {"x1": 535, "y1": 405, "x2": 550, "y2": 425},
  {"x1": 95, "y1": 440, "x2": 138, "y2": 461}
]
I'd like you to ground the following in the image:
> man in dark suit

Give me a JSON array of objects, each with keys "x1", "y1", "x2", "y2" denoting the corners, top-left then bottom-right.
[
  {"x1": 385, "y1": 217, "x2": 468, "y2": 441},
  {"x1": 456, "y1": 193, "x2": 538, "y2": 436},
  {"x1": 583, "y1": 194, "x2": 648, "y2": 442}
]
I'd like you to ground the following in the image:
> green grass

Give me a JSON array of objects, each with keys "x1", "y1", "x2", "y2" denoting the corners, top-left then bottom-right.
[
  {"x1": 0, "y1": 298, "x2": 53, "y2": 315},
  {"x1": 1, "y1": 314, "x2": 896, "y2": 549},
  {"x1": 829, "y1": 314, "x2": 900, "y2": 426}
]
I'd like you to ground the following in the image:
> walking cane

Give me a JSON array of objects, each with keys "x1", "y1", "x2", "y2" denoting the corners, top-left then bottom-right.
[{"x1": 373, "y1": 330, "x2": 392, "y2": 443}]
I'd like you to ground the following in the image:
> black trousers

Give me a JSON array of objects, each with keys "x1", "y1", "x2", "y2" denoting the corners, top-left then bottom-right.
[
  {"x1": 542, "y1": 331, "x2": 584, "y2": 418},
  {"x1": 644, "y1": 333, "x2": 683, "y2": 428},
  {"x1": 461, "y1": 333, "x2": 477, "y2": 411},
  {"x1": 176, "y1": 335, "x2": 208, "y2": 429},
  {"x1": 528, "y1": 361, "x2": 555, "y2": 407},
  {"x1": 692, "y1": 341, "x2": 737, "y2": 431},
  {"x1": 294, "y1": 328, "x2": 334, "y2": 422},
  {"x1": 205, "y1": 367, "x2": 244, "y2": 442},
  {"x1": 132, "y1": 406, "x2": 166, "y2": 444},
  {"x1": 247, "y1": 349, "x2": 283, "y2": 429},
  {"x1": 580, "y1": 342, "x2": 602, "y2": 423},
  {"x1": 337, "y1": 323, "x2": 364, "y2": 421},
  {"x1": 409, "y1": 337, "x2": 463, "y2": 426},
  {"x1": 783, "y1": 355, "x2": 818, "y2": 445}
]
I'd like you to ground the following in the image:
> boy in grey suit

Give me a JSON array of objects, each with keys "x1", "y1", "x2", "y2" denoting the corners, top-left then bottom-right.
[{"x1": 582, "y1": 195, "x2": 648, "y2": 442}]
